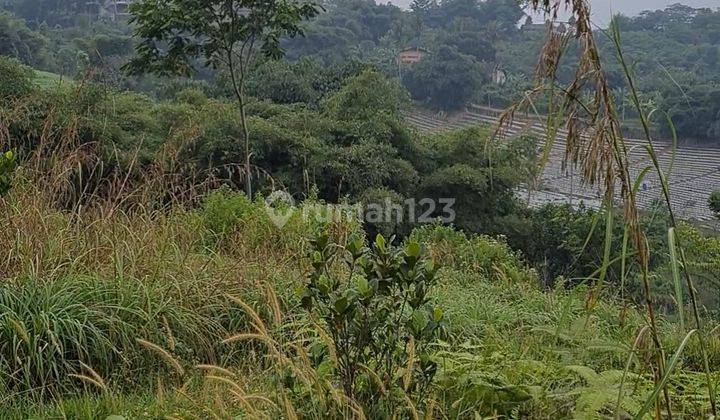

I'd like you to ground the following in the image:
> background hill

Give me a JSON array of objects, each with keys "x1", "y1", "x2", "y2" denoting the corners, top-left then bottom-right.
[{"x1": 4, "y1": 1, "x2": 720, "y2": 141}]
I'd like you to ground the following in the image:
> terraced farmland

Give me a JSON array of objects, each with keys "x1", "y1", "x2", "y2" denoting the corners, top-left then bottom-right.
[{"x1": 407, "y1": 105, "x2": 720, "y2": 224}]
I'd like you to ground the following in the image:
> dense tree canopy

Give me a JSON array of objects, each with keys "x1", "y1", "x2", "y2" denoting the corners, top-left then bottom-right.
[
  {"x1": 402, "y1": 45, "x2": 486, "y2": 110},
  {"x1": 5, "y1": 0, "x2": 720, "y2": 139},
  {"x1": 0, "y1": 12, "x2": 45, "y2": 66},
  {"x1": 280, "y1": 0, "x2": 524, "y2": 110}
]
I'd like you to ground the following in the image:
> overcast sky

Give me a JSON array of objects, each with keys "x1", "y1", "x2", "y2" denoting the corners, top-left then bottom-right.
[
  {"x1": 387, "y1": 0, "x2": 720, "y2": 26},
  {"x1": 530, "y1": 0, "x2": 720, "y2": 26}
]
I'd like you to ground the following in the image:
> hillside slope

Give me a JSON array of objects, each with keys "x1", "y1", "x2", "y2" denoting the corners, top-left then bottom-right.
[
  {"x1": 0, "y1": 183, "x2": 718, "y2": 418},
  {"x1": 407, "y1": 105, "x2": 720, "y2": 224}
]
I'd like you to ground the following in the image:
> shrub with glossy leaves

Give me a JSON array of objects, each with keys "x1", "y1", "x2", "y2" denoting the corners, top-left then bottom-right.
[{"x1": 301, "y1": 232, "x2": 444, "y2": 415}]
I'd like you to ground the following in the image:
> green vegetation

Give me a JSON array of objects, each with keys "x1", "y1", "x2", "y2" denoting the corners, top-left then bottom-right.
[
  {"x1": 502, "y1": 4, "x2": 720, "y2": 141},
  {"x1": 125, "y1": 0, "x2": 321, "y2": 197},
  {"x1": 0, "y1": 184, "x2": 718, "y2": 418},
  {"x1": 300, "y1": 232, "x2": 442, "y2": 415},
  {"x1": 5, "y1": 0, "x2": 720, "y2": 142},
  {"x1": 1, "y1": 0, "x2": 720, "y2": 417},
  {"x1": 709, "y1": 190, "x2": 720, "y2": 219},
  {"x1": 0, "y1": 56, "x2": 534, "y2": 239}
]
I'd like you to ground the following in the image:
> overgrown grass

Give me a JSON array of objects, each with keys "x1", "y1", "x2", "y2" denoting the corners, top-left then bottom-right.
[
  {"x1": 0, "y1": 181, "x2": 718, "y2": 418},
  {"x1": 0, "y1": 184, "x2": 357, "y2": 410}
]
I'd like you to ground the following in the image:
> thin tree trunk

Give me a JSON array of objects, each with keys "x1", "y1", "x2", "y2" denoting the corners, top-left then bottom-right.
[
  {"x1": 227, "y1": 50, "x2": 252, "y2": 198},
  {"x1": 239, "y1": 92, "x2": 252, "y2": 198}
]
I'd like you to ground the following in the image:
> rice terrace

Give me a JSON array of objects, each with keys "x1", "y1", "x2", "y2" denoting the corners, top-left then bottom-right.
[
  {"x1": 3, "y1": 0, "x2": 720, "y2": 419},
  {"x1": 408, "y1": 104, "x2": 720, "y2": 223}
]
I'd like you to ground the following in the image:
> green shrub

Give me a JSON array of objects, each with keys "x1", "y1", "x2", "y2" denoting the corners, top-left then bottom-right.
[
  {"x1": 200, "y1": 186, "x2": 254, "y2": 238},
  {"x1": 433, "y1": 343, "x2": 534, "y2": 417},
  {"x1": 175, "y1": 87, "x2": 208, "y2": 105},
  {"x1": 357, "y1": 187, "x2": 410, "y2": 239},
  {"x1": 302, "y1": 232, "x2": 444, "y2": 415},
  {"x1": 408, "y1": 224, "x2": 535, "y2": 284},
  {"x1": 709, "y1": 189, "x2": 720, "y2": 219},
  {"x1": 412, "y1": 128, "x2": 535, "y2": 234},
  {"x1": 0, "y1": 56, "x2": 32, "y2": 100},
  {"x1": 505, "y1": 203, "x2": 670, "y2": 289},
  {"x1": 198, "y1": 187, "x2": 364, "y2": 254}
]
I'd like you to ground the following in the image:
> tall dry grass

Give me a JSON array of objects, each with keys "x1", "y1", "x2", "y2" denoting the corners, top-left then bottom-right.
[
  {"x1": 0, "y1": 86, "x2": 360, "y2": 409},
  {"x1": 495, "y1": 0, "x2": 718, "y2": 417}
]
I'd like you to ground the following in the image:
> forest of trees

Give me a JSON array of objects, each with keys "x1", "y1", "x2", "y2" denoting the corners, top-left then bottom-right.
[{"x1": 4, "y1": 1, "x2": 720, "y2": 140}]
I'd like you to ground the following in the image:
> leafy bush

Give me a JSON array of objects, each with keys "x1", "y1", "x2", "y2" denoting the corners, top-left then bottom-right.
[
  {"x1": 504, "y1": 203, "x2": 670, "y2": 288},
  {"x1": 200, "y1": 186, "x2": 254, "y2": 238},
  {"x1": 0, "y1": 56, "x2": 32, "y2": 100},
  {"x1": 708, "y1": 189, "x2": 720, "y2": 218},
  {"x1": 302, "y1": 232, "x2": 444, "y2": 414},
  {"x1": 433, "y1": 343, "x2": 534, "y2": 416},
  {"x1": 409, "y1": 223, "x2": 535, "y2": 284},
  {"x1": 197, "y1": 187, "x2": 364, "y2": 253},
  {"x1": 175, "y1": 87, "x2": 208, "y2": 105},
  {"x1": 412, "y1": 127, "x2": 535, "y2": 234},
  {"x1": 357, "y1": 187, "x2": 411, "y2": 239}
]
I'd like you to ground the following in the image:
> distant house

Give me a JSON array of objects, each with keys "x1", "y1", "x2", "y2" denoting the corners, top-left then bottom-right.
[
  {"x1": 397, "y1": 47, "x2": 427, "y2": 65},
  {"x1": 521, "y1": 17, "x2": 571, "y2": 36}
]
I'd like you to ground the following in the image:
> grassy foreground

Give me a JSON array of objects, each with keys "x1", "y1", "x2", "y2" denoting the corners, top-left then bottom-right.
[{"x1": 0, "y1": 181, "x2": 717, "y2": 419}]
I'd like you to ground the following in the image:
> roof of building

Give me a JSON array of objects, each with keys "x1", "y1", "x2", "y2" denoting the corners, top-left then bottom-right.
[{"x1": 399, "y1": 46, "x2": 429, "y2": 53}]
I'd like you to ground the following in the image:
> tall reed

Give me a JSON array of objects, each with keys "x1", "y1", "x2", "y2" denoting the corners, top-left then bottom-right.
[{"x1": 496, "y1": 0, "x2": 717, "y2": 417}]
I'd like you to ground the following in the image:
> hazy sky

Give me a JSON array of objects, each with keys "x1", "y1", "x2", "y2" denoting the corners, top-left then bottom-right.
[
  {"x1": 530, "y1": 0, "x2": 720, "y2": 26},
  {"x1": 582, "y1": 0, "x2": 720, "y2": 19},
  {"x1": 387, "y1": 0, "x2": 720, "y2": 26}
]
